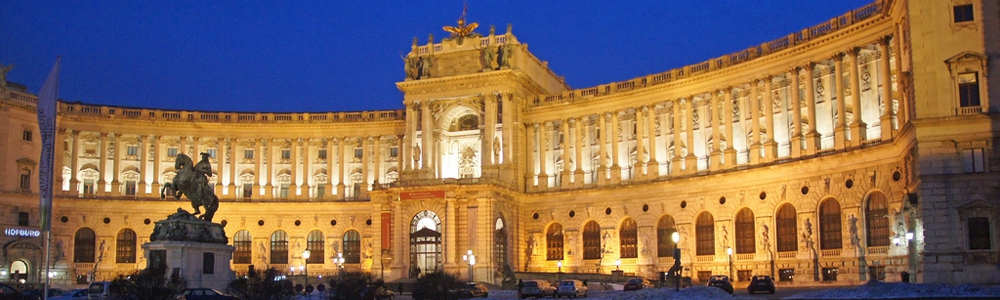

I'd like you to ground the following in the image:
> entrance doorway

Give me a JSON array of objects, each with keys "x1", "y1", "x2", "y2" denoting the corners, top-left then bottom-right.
[
  {"x1": 10, "y1": 260, "x2": 28, "y2": 282},
  {"x1": 410, "y1": 210, "x2": 442, "y2": 277}
]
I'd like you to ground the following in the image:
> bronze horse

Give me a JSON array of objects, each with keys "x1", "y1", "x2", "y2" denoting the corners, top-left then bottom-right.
[{"x1": 161, "y1": 153, "x2": 219, "y2": 222}]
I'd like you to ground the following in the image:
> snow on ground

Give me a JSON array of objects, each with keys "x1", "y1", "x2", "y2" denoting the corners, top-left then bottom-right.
[
  {"x1": 474, "y1": 286, "x2": 735, "y2": 300},
  {"x1": 786, "y1": 280, "x2": 1000, "y2": 299}
]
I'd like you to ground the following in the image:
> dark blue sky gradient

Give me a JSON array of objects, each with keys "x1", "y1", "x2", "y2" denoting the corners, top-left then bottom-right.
[{"x1": 2, "y1": 1, "x2": 873, "y2": 113}]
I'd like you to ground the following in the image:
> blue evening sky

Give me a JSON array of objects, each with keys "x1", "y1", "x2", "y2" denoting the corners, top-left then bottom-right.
[{"x1": 1, "y1": 1, "x2": 874, "y2": 113}]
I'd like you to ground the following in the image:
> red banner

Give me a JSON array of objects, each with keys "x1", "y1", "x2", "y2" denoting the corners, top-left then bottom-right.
[
  {"x1": 381, "y1": 212, "x2": 391, "y2": 252},
  {"x1": 400, "y1": 190, "x2": 445, "y2": 200}
]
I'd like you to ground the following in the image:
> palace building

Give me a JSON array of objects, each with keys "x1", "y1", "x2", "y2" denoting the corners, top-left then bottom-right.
[{"x1": 1, "y1": 0, "x2": 998, "y2": 287}]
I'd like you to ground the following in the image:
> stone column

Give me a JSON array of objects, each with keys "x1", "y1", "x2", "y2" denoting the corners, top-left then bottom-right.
[
  {"x1": 646, "y1": 107, "x2": 658, "y2": 177},
  {"x1": 634, "y1": 108, "x2": 646, "y2": 178},
  {"x1": 501, "y1": 93, "x2": 514, "y2": 165},
  {"x1": 445, "y1": 199, "x2": 458, "y2": 270},
  {"x1": 560, "y1": 119, "x2": 571, "y2": 188},
  {"x1": 891, "y1": 32, "x2": 906, "y2": 125},
  {"x1": 98, "y1": 133, "x2": 108, "y2": 196},
  {"x1": 583, "y1": 117, "x2": 595, "y2": 183},
  {"x1": 879, "y1": 37, "x2": 894, "y2": 141},
  {"x1": 138, "y1": 135, "x2": 148, "y2": 195},
  {"x1": 403, "y1": 105, "x2": 414, "y2": 171},
  {"x1": 254, "y1": 139, "x2": 264, "y2": 198},
  {"x1": 111, "y1": 134, "x2": 122, "y2": 196},
  {"x1": 229, "y1": 140, "x2": 240, "y2": 197},
  {"x1": 834, "y1": 54, "x2": 848, "y2": 150},
  {"x1": 538, "y1": 123, "x2": 550, "y2": 189},
  {"x1": 484, "y1": 95, "x2": 497, "y2": 166},
  {"x1": 597, "y1": 113, "x2": 608, "y2": 184},
  {"x1": 420, "y1": 102, "x2": 433, "y2": 176},
  {"x1": 789, "y1": 68, "x2": 803, "y2": 157},
  {"x1": 671, "y1": 102, "x2": 683, "y2": 175},
  {"x1": 151, "y1": 135, "x2": 161, "y2": 194},
  {"x1": 302, "y1": 138, "x2": 312, "y2": 198},
  {"x1": 216, "y1": 139, "x2": 226, "y2": 196},
  {"x1": 749, "y1": 82, "x2": 762, "y2": 164},
  {"x1": 373, "y1": 136, "x2": 382, "y2": 185},
  {"x1": 264, "y1": 139, "x2": 275, "y2": 198},
  {"x1": 804, "y1": 63, "x2": 820, "y2": 155},
  {"x1": 848, "y1": 47, "x2": 867, "y2": 145},
  {"x1": 290, "y1": 139, "x2": 300, "y2": 198},
  {"x1": 525, "y1": 123, "x2": 537, "y2": 191},
  {"x1": 326, "y1": 138, "x2": 335, "y2": 197},
  {"x1": 684, "y1": 99, "x2": 696, "y2": 172},
  {"x1": 723, "y1": 89, "x2": 737, "y2": 167},
  {"x1": 573, "y1": 118, "x2": 585, "y2": 187},
  {"x1": 709, "y1": 93, "x2": 722, "y2": 171},
  {"x1": 337, "y1": 138, "x2": 347, "y2": 200},
  {"x1": 609, "y1": 112, "x2": 622, "y2": 183},
  {"x1": 763, "y1": 77, "x2": 777, "y2": 162}
]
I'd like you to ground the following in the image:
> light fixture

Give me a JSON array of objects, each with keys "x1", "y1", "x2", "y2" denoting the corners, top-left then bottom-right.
[
  {"x1": 615, "y1": 259, "x2": 621, "y2": 271},
  {"x1": 905, "y1": 232, "x2": 914, "y2": 241},
  {"x1": 893, "y1": 237, "x2": 901, "y2": 246},
  {"x1": 726, "y1": 247, "x2": 733, "y2": 256},
  {"x1": 671, "y1": 232, "x2": 680, "y2": 244}
]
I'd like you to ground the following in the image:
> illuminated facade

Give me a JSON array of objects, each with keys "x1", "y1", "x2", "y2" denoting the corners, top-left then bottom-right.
[{"x1": 1, "y1": 0, "x2": 998, "y2": 287}]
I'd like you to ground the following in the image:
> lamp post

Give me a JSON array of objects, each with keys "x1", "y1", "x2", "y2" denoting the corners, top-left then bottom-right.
[
  {"x1": 557, "y1": 261, "x2": 562, "y2": 273},
  {"x1": 302, "y1": 250, "x2": 311, "y2": 294},
  {"x1": 615, "y1": 259, "x2": 621, "y2": 271},
  {"x1": 726, "y1": 247, "x2": 734, "y2": 280},
  {"x1": 672, "y1": 232, "x2": 681, "y2": 291},
  {"x1": 336, "y1": 252, "x2": 345, "y2": 271},
  {"x1": 462, "y1": 250, "x2": 476, "y2": 282}
]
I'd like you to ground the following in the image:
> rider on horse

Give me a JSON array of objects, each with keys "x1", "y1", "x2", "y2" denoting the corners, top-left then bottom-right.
[{"x1": 190, "y1": 153, "x2": 214, "y2": 213}]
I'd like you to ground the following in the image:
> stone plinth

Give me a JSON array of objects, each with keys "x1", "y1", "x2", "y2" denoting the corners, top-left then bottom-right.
[{"x1": 142, "y1": 240, "x2": 235, "y2": 291}]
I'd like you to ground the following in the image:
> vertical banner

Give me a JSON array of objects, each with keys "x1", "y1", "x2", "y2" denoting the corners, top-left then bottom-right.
[
  {"x1": 37, "y1": 58, "x2": 60, "y2": 232},
  {"x1": 381, "y1": 212, "x2": 391, "y2": 252},
  {"x1": 468, "y1": 207, "x2": 477, "y2": 251}
]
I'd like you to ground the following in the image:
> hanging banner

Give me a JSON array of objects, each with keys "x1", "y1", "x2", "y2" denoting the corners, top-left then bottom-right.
[{"x1": 399, "y1": 190, "x2": 445, "y2": 200}]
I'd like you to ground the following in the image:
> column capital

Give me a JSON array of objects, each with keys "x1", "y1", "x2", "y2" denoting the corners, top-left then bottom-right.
[
  {"x1": 832, "y1": 52, "x2": 844, "y2": 62},
  {"x1": 802, "y1": 61, "x2": 816, "y2": 70}
]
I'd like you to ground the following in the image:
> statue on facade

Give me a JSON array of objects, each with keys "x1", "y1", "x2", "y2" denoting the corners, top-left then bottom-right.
[
  {"x1": 417, "y1": 56, "x2": 431, "y2": 79},
  {"x1": 161, "y1": 153, "x2": 220, "y2": 222},
  {"x1": 499, "y1": 43, "x2": 514, "y2": 68},
  {"x1": 481, "y1": 46, "x2": 497, "y2": 71},
  {"x1": 0, "y1": 64, "x2": 12, "y2": 88},
  {"x1": 403, "y1": 55, "x2": 418, "y2": 80}
]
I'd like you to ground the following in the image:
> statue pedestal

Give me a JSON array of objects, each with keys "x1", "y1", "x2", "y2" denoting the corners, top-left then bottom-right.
[
  {"x1": 142, "y1": 241, "x2": 235, "y2": 291},
  {"x1": 144, "y1": 208, "x2": 233, "y2": 291}
]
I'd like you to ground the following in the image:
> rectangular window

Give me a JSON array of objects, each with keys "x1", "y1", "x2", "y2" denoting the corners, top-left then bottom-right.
[
  {"x1": 125, "y1": 181, "x2": 137, "y2": 196},
  {"x1": 20, "y1": 173, "x2": 30, "y2": 191},
  {"x1": 242, "y1": 184, "x2": 253, "y2": 198},
  {"x1": 18, "y1": 212, "x2": 29, "y2": 226},
  {"x1": 281, "y1": 150, "x2": 291, "y2": 160},
  {"x1": 867, "y1": 266, "x2": 886, "y2": 281},
  {"x1": 207, "y1": 149, "x2": 217, "y2": 158},
  {"x1": 318, "y1": 149, "x2": 327, "y2": 160},
  {"x1": 822, "y1": 268, "x2": 839, "y2": 281},
  {"x1": 959, "y1": 73, "x2": 981, "y2": 107},
  {"x1": 202, "y1": 252, "x2": 215, "y2": 274},
  {"x1": 167, "y1": 147, "x2": 178, "y2": 158},
  {"x1": 22, "y1": 130, "x2": 32, "y2": 142},
  {"x1": 83, "y1": 179, "x2": 95, "y2": 195},
  {"x1": 969, "y1": 217, "x2": 991, "y2": 250},
  {"x1": 127, "y1": 145, "x2": 138, "y2": 156},
  {"x1": 390, "y1": 147, "x2": 399, "y2": 158},
  {"x1": 244, "y1": 149, "x2": 254, "y2": 160},
  {"x1": 697, "y1": 271, "x2": 712, "y2": 283},
  {"x1": 963, "y1": 148, "x2": 985, "y2": 173},
  {"x1": 954, "y1": 4, "x2": 974, "y2": 22},
  {"x1": 737, "y1": 270, "x2": 752, "y2": 282},
  {"x1": 280, "y1": 184, "x2": 289, "y2": 198},
  {"x1": 354, "y1": 148, "x2": 363, "y2": 159},
  {"x1": 316, "y1": 183, "x2": 325, "y2": 198},
  {"x1": 778, "y1": 269, "x2": 794, "y2": 282}
]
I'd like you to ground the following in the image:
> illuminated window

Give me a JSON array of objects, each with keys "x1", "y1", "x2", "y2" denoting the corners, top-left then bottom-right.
[
  {"x1": 776, "y1": 204, "x2": 798, "y2": 252},
  {"x1": 865, "y1": 192, "x2": 890, "y2": 247},
  {"x1": 735, "y1": 209, "x2": 755, "y2": 254},
  {"x1": 620, "y1": 218, "x2": 638, "y2": 258},
  {"x1": 344, "y1": 230, "x2": 361, "y2": 264},
  {"x1": 546, "y1": 223, "x2": 564, "y2": 261},
  {"x1": 820, "y1": 199, "x2": 843, "y2": 250},
  {"x1": 583, "y1": 221, "x2": 600, "y2": 260},
  {"x1": 233, "y1": 230, "x2": 252, "y2": 264},
  {"x1": 696, "y1": 212, "x2": 715, "y2": 256},
  {"x1": 116, "y1": 228, "x2": 137, "y2": 263},
  {"x1": 657, "y1": 215, "x2": 677, "y2": 258},
  {"x1": 270, "y1": 230, "x2": 289, "y2": 264},
  {"x1": 307, "y1": 230, "x2": 325, "y2": 264}
]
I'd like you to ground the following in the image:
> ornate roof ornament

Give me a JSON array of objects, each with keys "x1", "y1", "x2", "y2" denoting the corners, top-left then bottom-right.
[{"x1": 442, "y1": 2, "x2": 480, "y2": 44}]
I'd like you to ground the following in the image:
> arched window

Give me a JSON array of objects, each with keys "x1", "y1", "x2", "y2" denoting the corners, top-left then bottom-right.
[
  {"x1": 233, "y1": 230, "x2": 252, "y2": 264},
  {"x1": 344, "y1": 230, "x2": 361, "y2": 264},
  {"x1": 115, "y1": 228, "x2": 136, "y2": 263},
  {"x1": 620, "y1": 218, "x2": 638, "y2": 258},
  {"x1": 696, "y1": 212, "x2": 715, "y2": 256},
  {"x1": 307, "y1": 230, "x2": 324, "y2": 264},
  {"x1": 866, "y1": 192, "x2": 890, "y2": 247},
  {"x1": 657, "y1": 215, "x2": 677, "y2": 258},
  {"x1": 735, "y1": 208, "x2": 756, "y2": 254},
  {"x1": 820, "y1": 199, "x2": 843, "y2": 250},
  {"x1": 776, "y1": 204, "x2": 798, "y2": 252},
  {"x1": 74, "y1": 228, "x2": 96, "y2": 263},
  {"x1": 583, "y1": 221, "x2": 601, "y2": 259},
  {"x1": 494, "y1": 217, "x2": 508, "y2": 270},
  {"x1": 270, "y1": 230, "x2": 288, "y2": 264},
  {"x1": 546, "y1": 223, "x2": 563, "y2": 261}
]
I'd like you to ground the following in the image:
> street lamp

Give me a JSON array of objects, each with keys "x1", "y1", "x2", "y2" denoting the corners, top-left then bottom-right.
[
  {"x1": 615, "y1": 259, "x2": 621, "y2": 271},
  {"x1": 463, "y1": 250, "x2": 476, "y2": 282},
  {"x1": 556, "y1": 261, "x2": 562, "y2": 273},
  {"x1": 335, "y1": 252, "x2": 345, "y2": 270},
  {"x1": 726, "y1": 247, "x2": 734, "y2": 280},
  {"x1": 302, "y1": 250, "x2": 311, "y2": 294},
  {"x1": 672, "y1": 232, "x2": 681, "y2": 291}
]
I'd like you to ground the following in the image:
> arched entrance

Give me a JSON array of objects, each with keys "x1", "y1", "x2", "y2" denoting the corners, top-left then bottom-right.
[
  {"x1": 10, "y1": 260, "x2": 28, "y2": 282},
  {"x1": 410, "y1": 210, "x2": 442, "y2": 276}
]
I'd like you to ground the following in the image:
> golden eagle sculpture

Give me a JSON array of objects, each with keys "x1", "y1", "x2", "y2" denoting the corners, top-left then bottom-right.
[{"x1": 443, "y1": 2, "x2": 478, "y2": 39}]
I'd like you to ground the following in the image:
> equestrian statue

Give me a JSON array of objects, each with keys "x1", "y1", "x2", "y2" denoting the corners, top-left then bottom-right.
[{"x1": 161, "y1": 152, "x2": 220, "y2": 222}]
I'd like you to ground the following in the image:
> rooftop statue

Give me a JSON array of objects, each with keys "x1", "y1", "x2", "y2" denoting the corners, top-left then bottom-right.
[
  {"x1": 442, "y1": 2, "x2": 479, "y2": 44},
  {"x1": 161, "y1": 153, "x2": 220, "y2": 222}
]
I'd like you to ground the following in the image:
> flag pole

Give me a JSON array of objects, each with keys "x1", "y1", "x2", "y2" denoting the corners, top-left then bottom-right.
[{"x1": 37, "y1": 57, "x2": 60, "y2": 300}]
